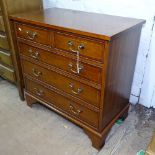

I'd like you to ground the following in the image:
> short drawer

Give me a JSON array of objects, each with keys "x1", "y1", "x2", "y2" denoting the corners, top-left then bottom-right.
[
  {"x1": 0, "y1": 34, "x2": 9, "y2": 50},
  {"x1": 25, "y1": 78, "x2": 99, "y2": 128},
  {"x1": 0, "y1": 16, "x2": 5, "y2": 32},
  {"x1": 15, "y1": 23, "x2": 52, "y2": 45},
  {"x1": 55, "y1": 32, "x2": 104, "y2": 61},
  {"x1": 0, "y1": 50, "x2": 13, "y2": 67},
  {"x1": 0, "y1": 64, "x2": 15, "y2": 82},
  {"x1": 19, "y1": 43, "x2": 101, "y2": 83},
  {"x1": 22, "y1": 60, "x2": 100, "y2": 107}
]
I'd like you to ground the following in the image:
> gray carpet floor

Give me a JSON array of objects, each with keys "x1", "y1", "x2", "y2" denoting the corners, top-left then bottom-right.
[{"x1": 0, "y1": 78, "x2": 155, "y2": 155}]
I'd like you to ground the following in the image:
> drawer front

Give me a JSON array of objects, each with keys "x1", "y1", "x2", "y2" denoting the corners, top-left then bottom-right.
[
  {"x1": 0, "y1": 16, "x2": 5, "y2": 32},
  {"x1": 25, "y1": 78, "x2": 99, "y2": 128},
  {"x1": 55, "y1": 32, "x2": 104, "y2": 61},
  {"x1": 0, "y1": 34, "x2": 9, "y2": 50},
  {"x1": 16, "y1": 23, "x2": 52, "y2": 45},
  {"x1": 22, "y1": 60, "x2": 100, "y2": 107},
  {"x1": 19, "y1": 43, "x2": 101, "y2": 83},
  {"x1": 0, "y1": 64, "x2": 15, "y2": 82},
  {"x1": 0, "y1": 50, "x2": 13, "y2": 67}
]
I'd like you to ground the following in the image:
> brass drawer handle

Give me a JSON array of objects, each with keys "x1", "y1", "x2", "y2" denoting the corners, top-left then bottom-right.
[
  {"x1": 68, "y1": 41, "x2": 85, "y2": 51},
  {"x1": 32, "y1": 68, "x2": 42, "y2": 77},
  {"x1": 34, "y1": 88, "x2": 44, "y2": 96},
  {"x1": 28, "y1": 48, "x2": 39, "y2": 59},
  {"x1": 69, "y1": 83, "x2": 83, "y2": 95},
  {"x1": 67, "y1": 40, "x2": 74, "y2": 51},
  {"x1": 18, "y1": 27, "x2": 22, "y2": 31},
  {"x1": 69, "y1": 104, "x2": 82, "y2": 116},
  {"x1": 78, "y1": 43, "x2": 85, "y2": 50},
  {"x1": 68, "y1": 62, "x2": 83, "y2": 74},
  {"x1": 68, "y1": 40, "x2": 74, "y2": 47},
  {"x1": 26, "y1": 30, "x2": 37, "y2": 40}
]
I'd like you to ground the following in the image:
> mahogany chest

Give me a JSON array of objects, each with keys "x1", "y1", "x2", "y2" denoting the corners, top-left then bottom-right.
[{"x1": 10, "y1": 8, "x2": 145, "y2": 149}]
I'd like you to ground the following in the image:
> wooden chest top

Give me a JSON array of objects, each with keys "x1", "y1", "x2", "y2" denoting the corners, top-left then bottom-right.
[{"x1": 9, "y1": 7, "x2": 145, "y2": 40}]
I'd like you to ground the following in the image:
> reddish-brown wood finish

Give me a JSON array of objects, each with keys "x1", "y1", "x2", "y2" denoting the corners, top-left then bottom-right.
[
  {"x1": 55, "y1": 32, "x2": 104, "y2": 61},
  {"x1": 10, "y1": 8, "x2": 145, "y2": 40},
  {"x1": 16, "y1": 23, "x2": 53, "y2": 45},
  {"x1": 100, "y1": 27, "x2": 143, "y2": 130},
  {"x1": 10, "y1": 8, "x2": 145, "y2": 150},
  {"x1": 25, "y1": 78, "x2": 99, "y2": 128},
  {"x1": 18, "y1": 42, "x2": 102, "y2": 83},
  {"x1": 21, "y1": 59, "x2": 100, "y2": 107}
]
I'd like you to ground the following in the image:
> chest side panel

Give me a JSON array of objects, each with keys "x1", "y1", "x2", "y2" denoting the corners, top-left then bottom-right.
[{"x1": 101, "y1": 26, "x2": 143, "y2": 129}]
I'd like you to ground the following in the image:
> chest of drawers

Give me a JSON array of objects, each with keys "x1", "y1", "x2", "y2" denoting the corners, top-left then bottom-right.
[{"x1": 10, "y1": 8, "x2": 145, "y2": 150}]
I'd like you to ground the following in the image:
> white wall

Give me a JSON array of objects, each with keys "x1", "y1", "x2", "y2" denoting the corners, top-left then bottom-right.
[
  {"x1": 43, "y1": 0, "x2": 155, "y2": 107},
  {"x1": 139, "y1": 21, "x2": 155, "y2": 107}
]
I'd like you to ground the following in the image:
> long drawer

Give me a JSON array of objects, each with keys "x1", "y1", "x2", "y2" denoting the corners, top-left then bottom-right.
[
  {"x1": 0, "y1": 15, "x2": 5, "y2": 32},
  {"x1": 25, "y1": 78, "x2": 99, "y2": 128},
  {"x1": 0, "y1": 64, "x2": 15, "y2": 82},
  {"x1": 0, "y1": 49, "x2": 13, "y2": 67},
  {"x1": 0, "y1": 34, "x2": 9, "y2": 50},
  {"x1": 19, "y1": 43, "x2": 101, "y2": 83},
  {"x1": 15, "y1": 23, "x2": 52, "y2": 46},
  {"x1": 22, "y1": 59, "x2": 100, "y2": 107},
  {"x1": 55, "y1": 32, "x2": 104, "y2": 61}
]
